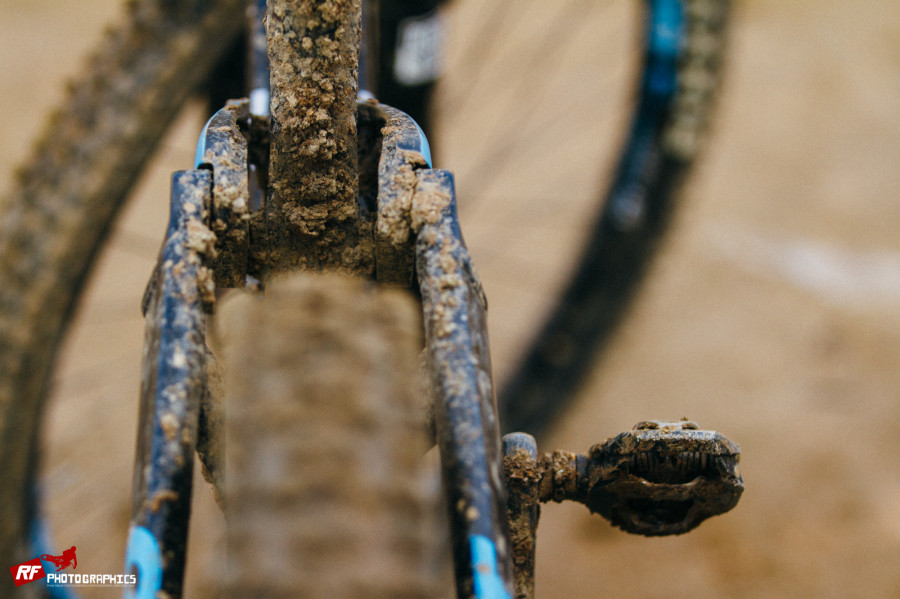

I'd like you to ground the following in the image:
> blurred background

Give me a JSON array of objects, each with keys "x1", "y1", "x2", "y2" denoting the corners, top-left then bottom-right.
[{"x1": 2, "y1": 0, "x2": 899, "y2": 596}]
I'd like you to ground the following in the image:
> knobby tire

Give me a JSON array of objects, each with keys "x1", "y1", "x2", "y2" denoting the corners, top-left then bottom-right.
[{"x1": 0, "y1": 0, "x2": 246, "y2": 573}]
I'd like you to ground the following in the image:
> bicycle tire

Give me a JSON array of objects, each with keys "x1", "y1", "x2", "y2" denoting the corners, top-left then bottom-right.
[
  {"x1": 219, "y1": 273, "x2": 442, "y2": 598},
  {"x1": 0, "y1": 0, "x2": 246, "y2": 571},
  {"x1": 261, "y1": 0, "x2": 370, "y2": 276},
  {"x1": 497, "y1": 0, "x2": 732, "y2": 437},
  {"x1": 220, "y1": 2, "x2": 443, "y2": 596}
]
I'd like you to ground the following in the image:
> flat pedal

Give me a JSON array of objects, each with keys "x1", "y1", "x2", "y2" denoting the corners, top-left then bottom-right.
[
  {"x1": 583, "y1": 419, "x2": 743, "y2": 536},
  {"x1": 502, "y1": 420, "x2": 743, "y2": 598}
]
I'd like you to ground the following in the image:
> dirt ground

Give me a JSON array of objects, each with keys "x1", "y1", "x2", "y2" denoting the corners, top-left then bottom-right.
[{"x1": 2, "y1": 0, "x2": 899, "y2": 597}]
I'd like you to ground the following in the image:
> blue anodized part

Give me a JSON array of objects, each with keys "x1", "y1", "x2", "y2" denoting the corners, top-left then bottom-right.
[
  {"x1": 470, "y1": 535, "x2": 512, "y2": 599},
  {"x1": 123, "y1": 525, "x2": 163, "y2": 599},
  {"x1": 193, "y1": 114, "x2": 215, "y2": 169},
  {"x1": 411, "y1": 117, "x2": 433, "y2": 168},
  {"x1": 646, "y1": 0, "x2": 684, "y2": 95}
]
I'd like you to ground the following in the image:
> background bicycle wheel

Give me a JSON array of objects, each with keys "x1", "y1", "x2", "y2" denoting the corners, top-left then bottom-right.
[{"x1": 3, "y1": 1, "x2": 899, "y2": 597}]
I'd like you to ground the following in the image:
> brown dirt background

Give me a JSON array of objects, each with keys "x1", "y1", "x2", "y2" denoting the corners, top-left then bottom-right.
[{"x1": 2, "y1": 0, "x2": 899, "y2": 597}]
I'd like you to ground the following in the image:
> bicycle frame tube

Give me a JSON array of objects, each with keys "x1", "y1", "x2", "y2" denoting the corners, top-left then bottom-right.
[
  {"x1": 376, "y1": 105, "x2": 513, "y2": 597},
  {"x1": 126, "y1": 169, "x2": 213, "y2": 599},
  {"x1": 413, "y1": 169, "x2": 513, "y2": 599}
]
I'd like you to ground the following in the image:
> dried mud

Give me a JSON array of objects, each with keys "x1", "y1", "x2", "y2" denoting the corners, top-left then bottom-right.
[
  {"x1": 263, "y1": 0, "x2": 372, "y2": 275},
  {"x1": 8, "y1": 1, "x2": 900, "y2": 597}
]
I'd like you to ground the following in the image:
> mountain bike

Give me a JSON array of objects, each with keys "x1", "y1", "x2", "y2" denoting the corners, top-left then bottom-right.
[{"x1": 0, "y1": 1, "x2": 741, "y2": 597}]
